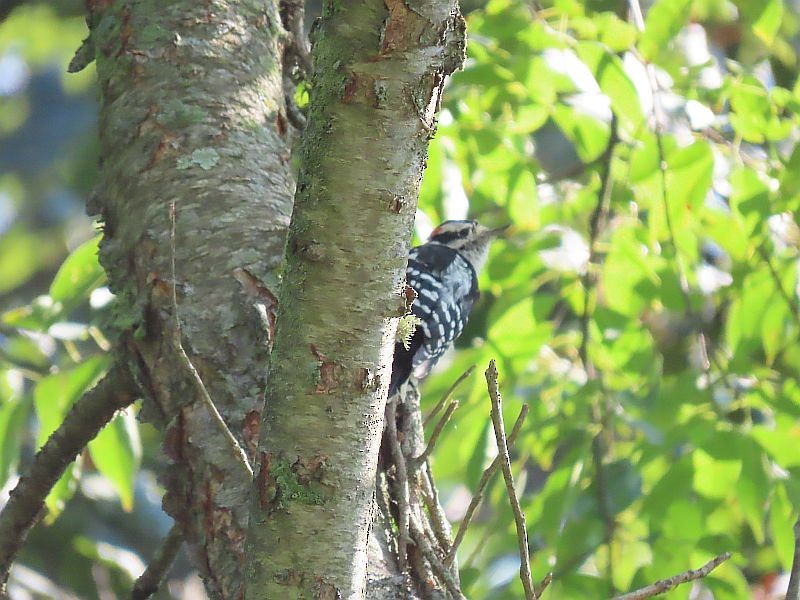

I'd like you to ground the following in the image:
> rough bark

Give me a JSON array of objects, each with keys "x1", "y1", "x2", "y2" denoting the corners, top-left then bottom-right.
[
  {"x1": 90, "y1": 1, "x2": 294, "y2": 598},
  {"x1": 243, "y1": 1, "x2": 465, "y2": 598}
]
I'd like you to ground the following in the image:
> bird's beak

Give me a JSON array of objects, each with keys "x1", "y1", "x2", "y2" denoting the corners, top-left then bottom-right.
[{"x1": 487, "y1": 224, "x2": 512, "y2": 238}]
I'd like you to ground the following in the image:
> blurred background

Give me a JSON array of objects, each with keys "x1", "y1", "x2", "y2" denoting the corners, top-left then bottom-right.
[{"x1": 3, "y1": 0, "x2": 800, "y2": 598}]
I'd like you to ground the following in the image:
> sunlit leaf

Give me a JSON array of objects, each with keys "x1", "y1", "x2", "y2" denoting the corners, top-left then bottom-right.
[
  {"x1": 88, "y1": 409, "x2": 142, "y2": 512},
  {"x1": 34, "y1": 354, "x2": 110, "y2": 447},
  {"x1": 638, "y1": 0, "x2": 693, "y2": 61},
  {"x1": 49, "y1": 235, "x2": 105, "y2": 312}
]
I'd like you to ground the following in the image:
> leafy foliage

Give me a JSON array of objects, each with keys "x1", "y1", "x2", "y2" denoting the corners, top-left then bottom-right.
[
  {"x1": 415, "y1": 0, "x2": 800, "y2": 597},
  {"x1": 2, "y1": 0, "x2": 800, "y2": 598}
]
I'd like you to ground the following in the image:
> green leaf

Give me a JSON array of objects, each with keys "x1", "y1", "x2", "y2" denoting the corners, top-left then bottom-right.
[
  {"x1": 751, "y1": 420, "x2": 800, "y2": 467},
  {"x1": 0, "y1": 228, "x2": 43, "y2": 294},
  {"x1": 88, "y1": 409, "x2": 141, "y2": 512},
  {"x1": 769, "y1": 483, "x2": 796, "y2": 571},
  {"x1": 668, "y1": 142, "x2": 714, "y2": 208},
  {"x1": 638, "y1": 0, "x2": 694, "y2": 62},
  {"x1": 692, "y1": 449, "x2": 741, "y2": 499},
  {"x1": 34, "y1": 354, "x2": 110, "y2": 448},
  {"x1": 49, "y1": 235, "x2": 106, "y2": 312},
  {"x1": 729, "y1": 167, "x2": 771, "y2": 237},
  {"x1": 728, "y1": 77, "x2": 771, "y2": 144},
  {"x1": 0, "y1": 375, "x2": 28, "y2": 489},
  {"x1": 738, "y1": 0, "x2": 784, "y2": 46},
  {"x1": 576, "y1": 42, "x2": 645, "y2": 136},
  {"x1": 44, "y1": 457, "x2": 82, "y2": 522},
  {"x1": 594, "y1": 13, "x2": 639, "y2": 52},
  {"x1": 552, "y1": 103, "x2": 611, "y2": 164}
]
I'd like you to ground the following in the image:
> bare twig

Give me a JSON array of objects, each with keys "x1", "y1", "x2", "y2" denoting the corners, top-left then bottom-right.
[
  {"x1": 409, "y1": 514, "x2": 465, "y2": 600},
  {"x1": 613, "y1": 552, "x2": 731, "y2": 600},
  {"x1": 279, "y1": 0, "x2": 311, "y2": 131},
  {"x1": 131, "y1": 523, "x2": 183, "y2": 600},
  {"x1": 486, "y1": 360, "x2": 536, "y2": 600},
  {"x1": 537, "y1": 572, "x2": 553, "y2": 597},
  {"x1": 786, "y1": 516, "x2": 800, "y2": 600},
  {"x1": 169, "y1": 202, "x2": 253, "y2": 479},
  {"x1": 282, "y1": 0, "x2": 312, "y2": 76},
  {"x1": 419, "y1": 462, "x2": 455, "y2": 559},
  {"x1": 385, "y1": 398, "x2": 411, "y2": 567},
  {"x1": 423, "y1": 365, "x2": 475, "y2": 426},
  {"x1": 0, "y1": 364, "x2": 137, "y2": 593},
  {"x1": 447, "y1": 404, "x2": 528, "y2": 565},
  {"x1": 413, "y1": 401, "x2": 458, "y2": 469}
]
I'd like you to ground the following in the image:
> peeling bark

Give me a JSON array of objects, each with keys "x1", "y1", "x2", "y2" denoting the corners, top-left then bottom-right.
[
  {"x1": 243, "y1": 1, "x2": 465, "y2": 598},
  {"x1": 90, "y1": 1, "x2": 294, "y2": 598}
]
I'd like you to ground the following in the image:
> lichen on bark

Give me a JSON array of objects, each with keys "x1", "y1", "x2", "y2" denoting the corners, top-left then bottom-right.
[{"x1": 90, "y1": 1, "x2": 294, "y2": 597}]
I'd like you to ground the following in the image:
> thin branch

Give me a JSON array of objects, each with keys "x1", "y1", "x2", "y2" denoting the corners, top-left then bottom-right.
[
  {"x1": 579, "y1": 119, "x2": 617, "y2": 376},
  {"x1": 385, "y1": 398, "x2": 411, "y2": 568},
  {"x1": 613, "y1": 552, "x2": 731, "y2": 600},
  {"x1": 757, "y1": 245, "x2": 800, "y2": 326},
  {"x1": 282, "y1": 0, "x2": 312, "y2": 76},
  {"x1": 0, "y1": 363, "x2": 137, "y2": 592},
  {"x1": 419, "y1": 461, "x2": 455, "y2": 561},
  {"x1": 408, "y1": 514, "x2": 465, "y2": 600},
  {"x1": 413, "y1": 400, "x2": 458, "y2": 469},
  {"x1": 131, "y1": 523, "x2": 183, "y2": 600},
  {"x1": 447, "y1": 403, "x2": 528, "y2": 565},
  {"x1": 786, "y1": 516, "x2": 800, "y2": 600},
  {"x1": 279, "y1": 0, "x2": 311, "y2": 131},
  {"x1": 169, "y1": 202, "x2": 253, "y2": 479},
  {"x1": 537, "y1": 572, "x2": 553, "y2": 598},
  {"x1": 486, "y1": 360, "x2": 536, "y2": 600},
  {"x1": 578, "y1": 118, "x2": 619, "y2": 591},
  {"x1": 628, "y1": 0, "x2": 712, "y2": 372},
  {"x1": 423, "y1": 365, "x2": 475, "y2": 426}
]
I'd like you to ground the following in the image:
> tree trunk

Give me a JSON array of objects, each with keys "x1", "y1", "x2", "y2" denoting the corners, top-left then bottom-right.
[
  {"x1": 91, "y1": 1, "x2": 293, "y2": 598},
  {"x1": 243, "y1": 2, "x2": 465, "y2": 599}
]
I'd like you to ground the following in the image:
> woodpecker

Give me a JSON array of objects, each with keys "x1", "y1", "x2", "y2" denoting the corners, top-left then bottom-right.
[{"x1": 389, "y1": 220, "x2": 508, "y2": 396}]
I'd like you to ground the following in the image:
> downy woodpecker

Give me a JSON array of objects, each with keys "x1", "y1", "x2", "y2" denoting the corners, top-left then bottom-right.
[{"x1": 389, "y1": 220, "x2": 507, "y2": 396}]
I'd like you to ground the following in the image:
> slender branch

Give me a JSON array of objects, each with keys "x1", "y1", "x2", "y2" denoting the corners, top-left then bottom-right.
[
  {"x1": 578, "y1": 118, "x2": 618, "y2": 591},
  {"x1": 385, "y1": 398, "x2": 411, "y2": 568},
  {"x1": 413, "y1": 400, "x2": 458, "y2": 469},
  {"x1": 757, "y1": 245, "x2": 800, "y2": 326},
  {"x1": 131, "y1": 523, "x2": 183, "y2": 600},
  {"x1": 423, "y1": 365, "x2": 475, "y2": 426},
  {"x1": 169, "y1": 202, "x2": 253, "y2": 479},
  {"x1": 281, "y1": 0, "x2": 312, "y2": 76},
  {"x1": 628, "y1": 0, "x2": 712, "y2": 371},
  {"x1": 613, "y1": 552, "x2": 731, "y2": 600},
  {"x1": 419, "y1": 461, "x2": 455, "y2": 560},
  {"x1": 447, "y1": 404, "x2": 528, "y2": 565},
  {"x1": 786, "y1": 516, "x2": 800, "y2": 600},
  {"x1": 0, "y1": 363, "x2": 137, "y2": 591},
  {"x1": 408, "y1": 514, "x2": 465, "y2": 600},
  {"x1": 486, "y1": 360, "x2": 536, "y2": 600},
  {"x1": 579, "y1": 116, "x2": 617, "y2": 378},
  {"x1": 537, "y1": 572, "x2": 553, "y2": 598}
]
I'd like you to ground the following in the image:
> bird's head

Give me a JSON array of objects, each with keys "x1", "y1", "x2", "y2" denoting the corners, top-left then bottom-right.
[{"x1": 428, "y1": 220, "x2": 509, "y2": 272}]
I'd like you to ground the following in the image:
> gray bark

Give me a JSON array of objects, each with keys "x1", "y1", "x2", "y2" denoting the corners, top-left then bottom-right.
[
  {"x1": 90, "y1": 1, "x2": 294, "y2": 598},
  {"x1": 243, "y1": 1, "x2": 465, "y2": 599}
]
